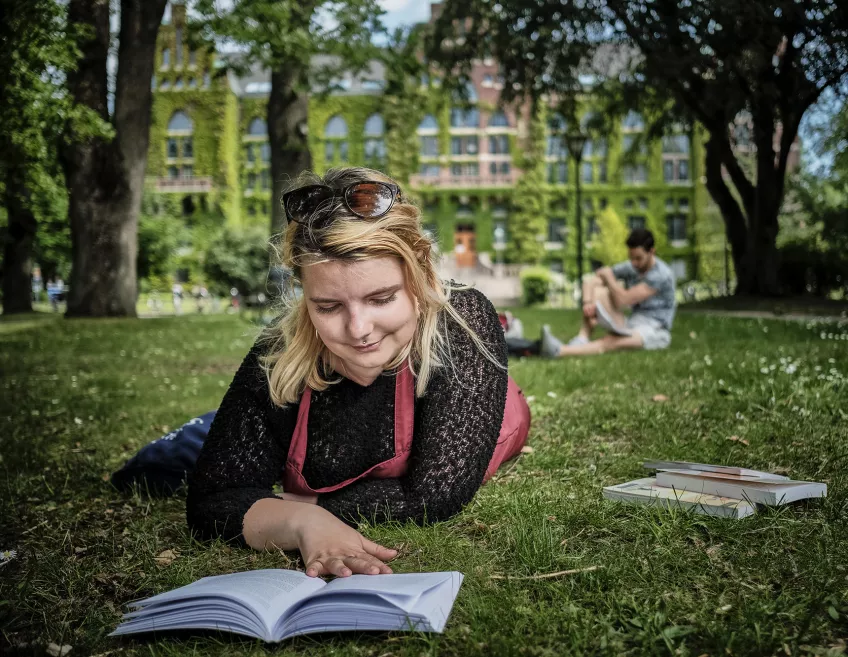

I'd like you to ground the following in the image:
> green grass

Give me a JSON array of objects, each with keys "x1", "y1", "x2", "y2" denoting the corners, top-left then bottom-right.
[{"x1": 1, "y1": 310, "x2": 847, "y2": 657}]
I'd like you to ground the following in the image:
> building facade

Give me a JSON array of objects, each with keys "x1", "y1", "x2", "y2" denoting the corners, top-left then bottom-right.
[{"x1": 145, "y1": 3, "x2": 756, "y2": 285}]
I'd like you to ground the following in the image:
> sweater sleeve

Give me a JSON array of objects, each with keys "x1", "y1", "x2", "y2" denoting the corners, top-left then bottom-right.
[
  {"x1": 317, "y1": 287, "x2": 509, "y2": 525},
  {"x1": 186, "y1": 341, "x2": 298, "y2": 544}
]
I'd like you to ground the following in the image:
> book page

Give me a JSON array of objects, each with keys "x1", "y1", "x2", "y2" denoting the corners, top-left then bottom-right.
[{"x1": 128, "y1": 569, "x2": 326, "y2": 638}]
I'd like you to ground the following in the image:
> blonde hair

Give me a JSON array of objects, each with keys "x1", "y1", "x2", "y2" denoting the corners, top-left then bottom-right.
[{"x1": 260, "y1": 167, "x2": 501, "y2": 406}]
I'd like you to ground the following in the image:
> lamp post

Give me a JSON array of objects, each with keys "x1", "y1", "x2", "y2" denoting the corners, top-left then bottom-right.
[{"x1": 565, "y1": 131, "x2": 589, "y2": 308}]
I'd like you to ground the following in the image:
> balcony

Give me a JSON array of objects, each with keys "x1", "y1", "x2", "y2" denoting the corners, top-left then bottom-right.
[
  {"x1": 147, "y1": 176, "x2": 214, "y2": 193},
  {"x1": 410, "y1": 174, "x2": 516, "y2": 189}
]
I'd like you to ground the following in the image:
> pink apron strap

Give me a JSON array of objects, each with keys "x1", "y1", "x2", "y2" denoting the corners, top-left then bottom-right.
[{"x1": 283, "y1": 364, "x2": 415, "y2": 495}]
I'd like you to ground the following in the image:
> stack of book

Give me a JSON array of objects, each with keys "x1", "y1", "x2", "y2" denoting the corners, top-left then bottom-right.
[{"x1": 603, "y1": 460, "x2": 827, "y2": 519}]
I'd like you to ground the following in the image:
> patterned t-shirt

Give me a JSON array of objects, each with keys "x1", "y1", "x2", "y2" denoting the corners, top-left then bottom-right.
[{"x1": 611, "y1": 257, "x2": 677, "y2": 329}]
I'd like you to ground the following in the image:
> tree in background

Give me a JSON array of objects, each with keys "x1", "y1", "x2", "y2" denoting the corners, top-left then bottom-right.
[
  {"x1": 505, "y1": 106, "x2": 548, "y2": 265},
  {"x1": 0, "y1": 0, "x2": 104, "y2": 314},
  {"x1": 202, "y1": 227, "x2": 271, "y2": 298},
  {"x1": 62, "y1": 0, "x2": 168, "y2": 317},
  {"x1": 431, "y1": 0, "x2": 848, "y2": 296},
  {"x1": 590, "y1": 207, "x2": 628, "y2": 268},
  {"x1": 193, "y1": 0, "x2": 385, "y2": 234}
]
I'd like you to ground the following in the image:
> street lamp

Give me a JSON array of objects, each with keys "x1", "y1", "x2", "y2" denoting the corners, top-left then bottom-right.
[{"x1": 565, "y1": 131, "x2": 589, "y2": 308}]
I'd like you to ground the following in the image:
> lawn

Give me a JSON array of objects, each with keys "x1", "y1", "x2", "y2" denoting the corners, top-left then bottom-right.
[{"x1": 1, "y1": 309, "x2": 847, "y2": 657}]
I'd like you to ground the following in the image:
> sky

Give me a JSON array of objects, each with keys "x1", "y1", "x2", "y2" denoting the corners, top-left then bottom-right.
[{"x1": 379, "y1": 0, "x2": 431, "y2": 32}]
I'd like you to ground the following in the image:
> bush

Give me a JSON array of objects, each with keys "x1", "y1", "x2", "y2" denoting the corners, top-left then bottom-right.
[
  {"x1": 520, "y1": 266, "x2": 553, "y2": 305},
  {"x1": 778, "y1": 243, "x2": 848, "y2": 296},
  {"x1": 202, "y1": 226, "x2": 271, "y2": 297}
]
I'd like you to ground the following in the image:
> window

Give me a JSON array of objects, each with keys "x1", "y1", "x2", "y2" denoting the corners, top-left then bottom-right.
[
  {"x1": 662, "y1": 135, "x2": 689, "y2": 154},
  {"x1": 638, "y1": 197, "x2": 649, "y2": 210},
  {"x1": 588, "y1": 217, "x2": 600, "y2": 237},
  {"x1": 580, "y1": 111, "x2": 600, "y2": 132},
  {"x1": 168, "y1": 166, "x2": 179, "y2": 179},
  {"x1": 203, "y1": 72, "x2": 211, "y2": 88},
  {"x1": 364, "y1": 138, "x2": 387, "y2": 162},
  {"x1": 499, "y1": 162, "x2": 510, "y2": 175},
  {"x1": 665, "y1": 197, "x2": 676, "y2": 211},
  {"x1": 188, "y1": 78, "x2": 197, "y2": 89},
  {"x1": 663, "y1": 159, "x2": 690, "y2": 183},
  {"x1": 488, "y1": 110, "x2": 510, "y2": 127},
  {"x1": 622, "y1": 134, "x2": 647, "y2": 155},
  {"x1": 582, "y1": 162, "x2": 594, "y2": 183},
  {"x1": 162, "y1": 48, "x2": 170, "y2": 68},
  {"x1": 492, "y1": 203, "x2": 508, "y2": 218},
  {"x1": 450, "y1": 163, "x2": 479, "y2": 177},
  {"x1": 670, "y1": 259, "x2": 688, "y2": 281},
  {"x1": 339, "y1": 141, "x2": 349, "y2": 162},
  {"x1": 490, "y1": 162, "x2": 511, "y2": 177},
  {"x1": 493, "y1": 220, "x2": 508, "y2": 245},
  {"x1": 324, "y1": 115, "x2": 348, "y2": 138},
  {"x1": 547, "y1": 218, "x2": 566, "y2": 243},
  {"x1": 586, "y1": 139, "x2": 607, "y2": 157},
  {"x1": 420, "y1": 136, "x2": 439, "y2": 156},
  {"x1": 160, "y1": 80, "x2": 171, "y2": 91},
  {"x1": 666, "y1": 214, "x2": 688, "y2": 242},
  {"x1": 174, "y1": 77, "x2": 184, "y2": 90},
  {"x1": 325, "y1": 141, "x2": 335, "y2": 162},
  {"x1": 247, "y1": 172, "x2": 257, "y2": 189},
  {"x1": 547, "y1": 162, "x2": 568, "y2": 184},
  {"x1": 248, "y1": 204, "x2": 256, "y2": 217},
  {"x1": 546, "y1": 134, "x2": 566, "y2": 157},
  {"x1": 456, "y1": 202, "x2": 473, "y2": 217},
  {"x1": 482, "y1": 74, "x2": 494, "y2": 88},
  {"x1": 182, "y1": 165, "x2": 193, "y2": 178},
  {"x1": 489, "y1": 135, "x2": 509, "y2": 154},
  {"x1": 599, "y1": 198, "x2": 608, "y2": 209},
  {"x1": 679, "y1": 198, "x2": 690, "y2": 212},
  {"x1": 167, "y1": 138, "x2": 178, "y2": 158},
  {"x1": 182, "y1": 137, "x2": 193, "y2": 158},
  {"x1": 623, "y1": 164, "x2": 648, "y2": 184},
  {"x1": 167, "y1": 111, "x2": 192, "y2": 132},
  {"x1": 175, "y1": 29, "x2": 183, "y2": 67},
  {"x1": 189, "y1": 50, "x2": 197, "y2": 67},
  {"x1": 622, "y1": 110, "x2": 644, "y2": 130},
  {"x1": 364, "y1": 114, "x2": 385, "y2": 137},
  {"x1": 258, "y1": 143, "x2": 269, "y2": 163},
  {"x1": 419, "y1": 164, "x2": 441, "y2": 177},
  {"x1": 451, "y1": 136, "x2": 478, "y2": 155},
  {"x1": 361, "y1": 79, "x2": 384, "y2": 91},
  {"x1": 246, "y1": 144, "x2": 255, "y2": 163},
  {"x1": 418, "y1": 114, "x2": 438, "y2": 130},
  {"x1": 450, "y1": 107, "x2": 480, "y2": 128},
  {"x1": 598, "y1": 162, "x2": 608, "y2": 183},
  {"x1": 628, "y1": 215, "x2": 646, "y2": 230},
  {"x1": 261, "y1": 169, "x2": 270, "y2": 191}
]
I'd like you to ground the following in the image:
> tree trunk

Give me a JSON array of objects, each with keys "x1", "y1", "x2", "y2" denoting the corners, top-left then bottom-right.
[
  {"x1": 62, "y1": 0, "x2": 166, "y2": 317},
  {"x1": 2, "y1": 162, "x2": 37, "y2": 314},
  {"x1": 268, "y1": 66, "x2": 312, "y2": 234}
]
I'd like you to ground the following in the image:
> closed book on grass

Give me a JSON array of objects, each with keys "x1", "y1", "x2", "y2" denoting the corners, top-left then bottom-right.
[
  {"x1": 109, "y1": 569, "x2": 463, "y2": 643},
  {"x1": 643, "y1": 459, "x2": 788, "y2": 481},
  {"x1": 654, "y1": 471, "x2": 827, "y2": 506},
  {"x1": 603, "y1": 477, "x2": 756, "y2": 518}
]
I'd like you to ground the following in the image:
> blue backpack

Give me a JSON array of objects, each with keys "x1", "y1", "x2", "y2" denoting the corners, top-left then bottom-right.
[{"x1": 111, "y1": 410, "x2": 216, "y2": 495}]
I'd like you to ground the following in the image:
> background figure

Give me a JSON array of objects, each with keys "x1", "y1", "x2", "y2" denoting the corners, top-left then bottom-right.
[
  {"x1": 172, "y1": 282, "x2": 183, "y2": 315},
  {"x1": 541, "y1": 228, "x2": 676, "y2": 357}
]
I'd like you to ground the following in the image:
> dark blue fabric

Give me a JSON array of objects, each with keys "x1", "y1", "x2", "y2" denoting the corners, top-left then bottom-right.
[{"x1": 111, "y1": 411, "x2": 216, "y2": 495}]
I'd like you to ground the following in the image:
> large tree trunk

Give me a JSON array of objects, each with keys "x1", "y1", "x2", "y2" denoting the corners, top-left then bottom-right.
[
  {"x1": 268, "y1": 66, "x2": 312, "y2": 234},
  {"x1": 1, "y1": 162, "x2": 37, "y2": 314},
  {"x1": 62, "y1": 0, "x2": 166, "y2": 317}
]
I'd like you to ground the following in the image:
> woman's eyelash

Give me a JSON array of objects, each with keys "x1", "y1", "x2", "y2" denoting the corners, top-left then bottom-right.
[
  {"x1": 371, "y1": 294, "x2": 397, "y2": 306},
  {"x1": 314, "y1": 294, "x2": 395, "y2": 314},
  {"x1": 315, "y1": 305, "x2": 339, "y2": 314}
]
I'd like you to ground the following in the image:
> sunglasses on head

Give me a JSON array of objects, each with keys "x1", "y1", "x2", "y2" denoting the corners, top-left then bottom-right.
[{"x1": 283, "y1": 181, "x2": 402, "y2": 227}]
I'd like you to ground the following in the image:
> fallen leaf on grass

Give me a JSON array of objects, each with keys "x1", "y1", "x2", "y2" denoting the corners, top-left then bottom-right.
[
  {"x1": 520, "y1": 445, "x2": 534, "y2": 454},
  {"x1": 490, "y1": 565, "x2": 602, "y2": 580},
  {"x1": 652, "y1": 394, "x2": 669, "y2": 402},
  {"x1": 46, "y1": 643, "x2": 72, "y2": 657},
  {"x1": 155, "y1": 549, "x2": 178, "y2": 566},
  {"x1": 727, "y1": 435, "x2": 750, "y2": 446}
]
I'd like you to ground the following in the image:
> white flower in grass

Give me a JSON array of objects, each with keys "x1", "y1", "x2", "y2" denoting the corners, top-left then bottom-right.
[
  {"x1": 760, "y1": 367, "x2": 769, "y2": 374},
  {"x1": 0, "y1": 549, "x2": 17, "y2": 565},
  {"x1": 74, "y1": 417, "x2": 83, "y2": 425},
  {"x1": 785, "y1": 364, "x2": 798, "y2": 375}
]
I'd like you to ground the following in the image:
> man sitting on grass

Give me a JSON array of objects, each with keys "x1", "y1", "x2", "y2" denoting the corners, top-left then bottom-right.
[{"x1": 541, "y1": 228, "x2": 676, "y2": 357}]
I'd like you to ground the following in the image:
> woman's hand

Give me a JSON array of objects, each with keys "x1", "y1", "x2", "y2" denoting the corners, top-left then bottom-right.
[{"x1": 295, "y1": 505, "x2": 397, "y2": 578}]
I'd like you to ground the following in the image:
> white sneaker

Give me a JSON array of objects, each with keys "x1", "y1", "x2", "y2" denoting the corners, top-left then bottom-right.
[
  {"x1": 594, "y1": 302, "x2": 632, "y2": 336},
  {"x1": 540, "y1": 325, "x2": 564, "y2": 358},
  {"x1": 566, "y1": 335, "x2": 589, "y2": 347}
]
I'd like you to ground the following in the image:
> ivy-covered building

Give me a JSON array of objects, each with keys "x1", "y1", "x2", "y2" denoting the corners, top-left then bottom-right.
[{"x1": 146, "y1": 2, "x2": 731, "y2": 283}]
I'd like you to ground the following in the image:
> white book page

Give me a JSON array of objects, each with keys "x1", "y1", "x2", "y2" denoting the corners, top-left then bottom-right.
[{"x1": 121, "y1": 569, "x2": 325, "y2": 640}]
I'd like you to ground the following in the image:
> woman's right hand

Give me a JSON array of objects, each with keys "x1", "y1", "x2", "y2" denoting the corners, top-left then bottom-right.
[{"x1": 294, "y1": 504, "x2": 397, "y2": 578}]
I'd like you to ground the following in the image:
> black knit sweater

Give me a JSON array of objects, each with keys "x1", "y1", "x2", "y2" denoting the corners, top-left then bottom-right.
[{"x1": 186, "y1": 288, "x2": 508, "y2": 544}]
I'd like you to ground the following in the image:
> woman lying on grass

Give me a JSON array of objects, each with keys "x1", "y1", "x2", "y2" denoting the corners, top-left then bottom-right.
[{"x1": 187, "y1": 167, "x2": 531, "y2": 578}]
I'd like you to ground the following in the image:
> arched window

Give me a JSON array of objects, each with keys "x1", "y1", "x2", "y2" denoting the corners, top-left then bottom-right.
[
  {"x1": 622, "y1": 110, "x2": 644, "y2": 130},
  {"x1": 162, "y1": 48, "x2": 171, "y2": 68},
  {"x1": 168, "y1": 111, "x2": 193, "y2": 132},
  {"x1": 247, "y1": 117, "x2": 267, "y2": 136},
  {"x1": 547, "y1": 113, "x2": 567, "y2": 158},
  {"x1": 418, "y1": 114, "x2": 439, "y2": 130},
  {"x1": 324, "y1": 115, "x2": 348, "y2": 138},
  {"x1": 450, "y1": 107, "x2": 480, "y2": 128},
  {"x1": 324, "y1": 115, "x2": 349, "y2": 163},
  {"x1": 364, "y1": 114, "x2": 385, "y2": 137},
  {"x1": 581, "y1": 111, "x2": 600, "y2": 131},
  {"x1": 488, "y1": 110, "x2": 510, "y2": 128}
]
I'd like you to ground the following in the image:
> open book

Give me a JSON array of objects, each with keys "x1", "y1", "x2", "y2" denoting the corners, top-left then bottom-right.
[{"x1": 109, "y1": 569, "x2": 463, "y2": 643}]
